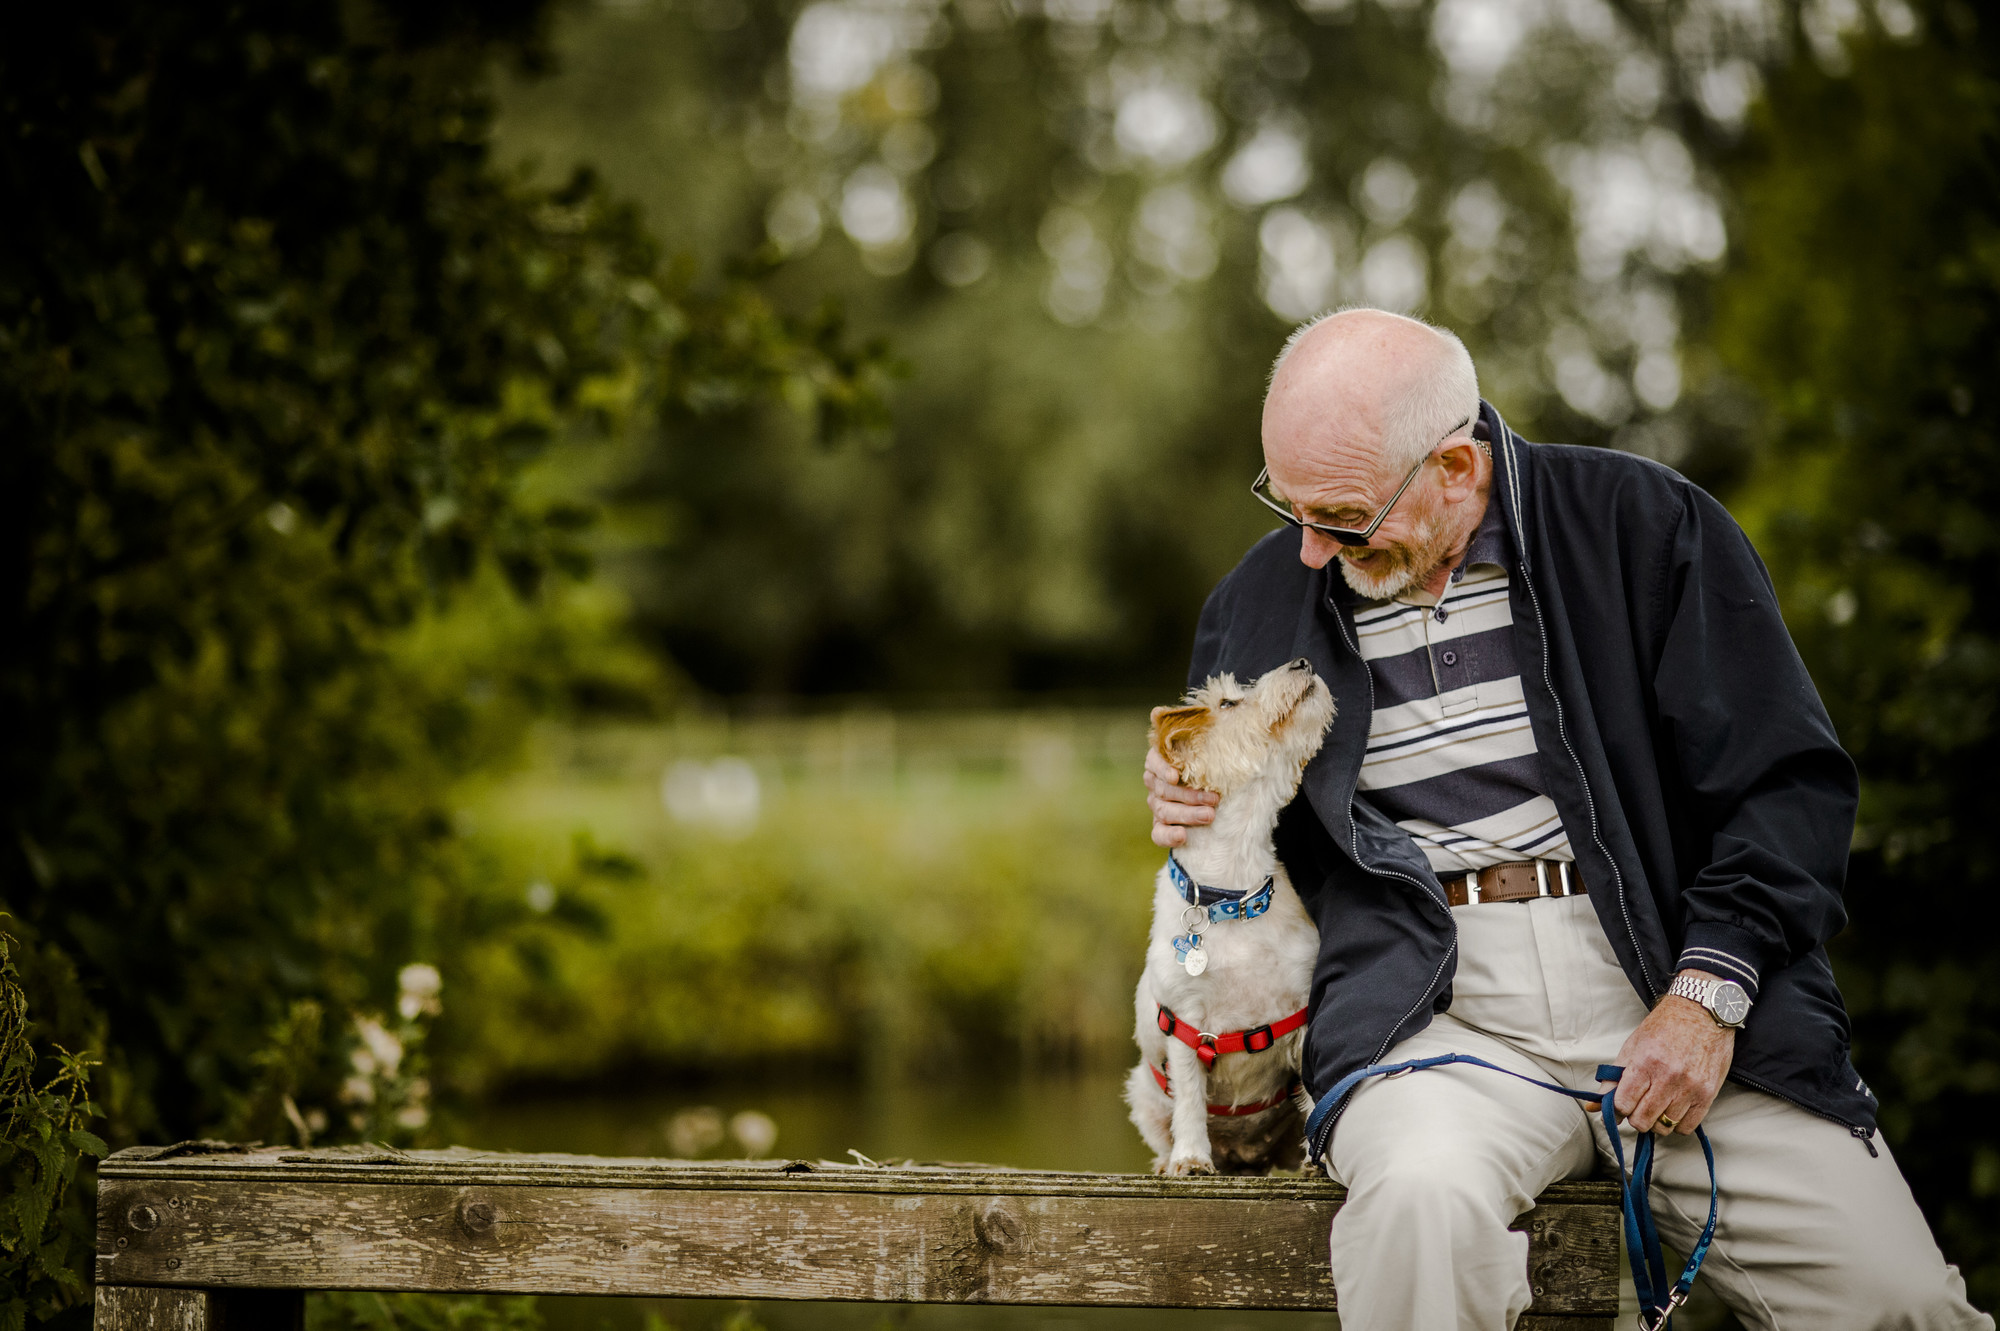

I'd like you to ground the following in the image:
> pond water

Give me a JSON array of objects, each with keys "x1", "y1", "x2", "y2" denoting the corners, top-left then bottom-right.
[{"x1": 458, "y1": 1068, "x2": 1341, "y2": 1331}]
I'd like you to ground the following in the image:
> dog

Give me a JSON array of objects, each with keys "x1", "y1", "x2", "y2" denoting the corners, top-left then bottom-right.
[{"x1": 1125, "y1": 657, "x2": 1334, "y2": 1176}]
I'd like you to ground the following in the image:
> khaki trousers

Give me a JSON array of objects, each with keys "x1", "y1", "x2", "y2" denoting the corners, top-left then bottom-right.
[{"x1": 1324, "y1": 893, "x2": 1992, "y2": 1331}]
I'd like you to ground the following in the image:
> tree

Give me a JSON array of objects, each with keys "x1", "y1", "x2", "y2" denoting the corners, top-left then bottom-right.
[
  {"x1": 0, "y1": 0, "x2": 883, "y2": 1154},
  {"x1": 500, "y1": 0, "x2": 1754, "y2": 700},
  {"x1": 1713, "y1": 0, "x2": 2000, "y2": 1304}
]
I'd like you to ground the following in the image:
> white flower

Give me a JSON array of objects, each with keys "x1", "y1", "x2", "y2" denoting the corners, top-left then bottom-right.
[
  {"x1": 397, "y1": 964, "x2": 443, "y2": 1019},
  {"x1": 354, "y1": 1016, "x2": 404, "y2": 1077},
  {"x1": 729, "y1": 1111, "x2": 780, "y2": 1157}
]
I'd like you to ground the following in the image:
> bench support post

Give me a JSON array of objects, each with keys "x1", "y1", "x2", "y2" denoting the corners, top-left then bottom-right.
[{"x1": 97, "y1": 1286, "x2": 304, "y2": 1331}]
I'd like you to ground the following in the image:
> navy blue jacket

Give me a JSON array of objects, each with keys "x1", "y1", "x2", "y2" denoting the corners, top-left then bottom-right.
[{"x1": 1186, "y1": 403, "x2": 1876, "y2": 1163}]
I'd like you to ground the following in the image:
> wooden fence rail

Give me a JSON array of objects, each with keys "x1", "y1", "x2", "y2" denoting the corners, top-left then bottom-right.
[{"x1": 95, "y1": 1144, "x2": 1623, "y2": 1328}]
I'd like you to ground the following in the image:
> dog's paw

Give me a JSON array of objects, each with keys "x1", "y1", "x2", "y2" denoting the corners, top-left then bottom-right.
[
  {"x1": 1297, "y1": 1156, "x2": 1329, "y2": 1180},
  {"x1": 1165, "y1": 1154, "x2": 1217, "y2": 1177}
]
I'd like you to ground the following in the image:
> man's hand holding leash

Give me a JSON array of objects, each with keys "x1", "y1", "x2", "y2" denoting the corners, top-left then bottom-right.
[{"x1": 1605, "y1": 973, "x2": 1737, "y2": 1136}]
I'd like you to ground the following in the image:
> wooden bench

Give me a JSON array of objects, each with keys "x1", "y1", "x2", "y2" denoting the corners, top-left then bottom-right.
[{"x1": 94, "y1": 1144, "x2": 1623, "y2": 1328}]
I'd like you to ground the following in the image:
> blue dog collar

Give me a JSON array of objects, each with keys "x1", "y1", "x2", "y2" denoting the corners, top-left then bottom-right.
[{"x1": 1166, "y1": 853, "x2": 1275, "y2": 923}]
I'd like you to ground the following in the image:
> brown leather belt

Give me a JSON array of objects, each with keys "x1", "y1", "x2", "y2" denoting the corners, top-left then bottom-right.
[{"x1": 1442, "y1": 859, "x2": 1587, "y2": 907}]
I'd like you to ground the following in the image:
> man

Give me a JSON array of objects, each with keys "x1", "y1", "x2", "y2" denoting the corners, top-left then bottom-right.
[{"x1": 1145, "y1": 308, "x2": 1990, "y2": 1331}]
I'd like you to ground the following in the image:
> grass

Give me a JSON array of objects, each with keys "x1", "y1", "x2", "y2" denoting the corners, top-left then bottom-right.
[{"x1": 443, "y1": 709, "x2": 1165, "y2": 1097}]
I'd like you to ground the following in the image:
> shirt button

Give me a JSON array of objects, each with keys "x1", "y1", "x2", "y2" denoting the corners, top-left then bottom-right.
[
  {"x1": 1434, "y1": 605, "x2": 1448, "y2": 623},
  {"x1": 1441, "y1": 650, "x2": 1458, "y2": 667}
]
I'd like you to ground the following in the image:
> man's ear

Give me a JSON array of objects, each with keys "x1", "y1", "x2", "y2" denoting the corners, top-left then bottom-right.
[
  {"x1": 1149, "y1": 704, "x2": 1212, "y2": 785},
  {"x1": 1436, "y1": 438, "x2": 1484, "y2": 501}
]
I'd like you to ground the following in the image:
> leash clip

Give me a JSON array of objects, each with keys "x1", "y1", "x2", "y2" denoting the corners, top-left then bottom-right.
[{"x1": 1641, "y1": 1287, "x2": 1688, "y2": 1331}]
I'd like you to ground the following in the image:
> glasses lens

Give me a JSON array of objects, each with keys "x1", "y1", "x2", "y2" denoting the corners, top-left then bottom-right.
[{"x1": 1253, "y1": 469, "x2": 1374, "y2": 543}]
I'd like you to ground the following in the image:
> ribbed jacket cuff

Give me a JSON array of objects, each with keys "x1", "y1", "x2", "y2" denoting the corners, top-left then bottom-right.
[{"x1": 1675, "y1": 922, "x2": 1768, "y2": 1000}]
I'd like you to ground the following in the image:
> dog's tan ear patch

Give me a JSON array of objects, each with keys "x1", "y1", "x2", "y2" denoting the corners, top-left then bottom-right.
[{"x1": 1149, "y1": 704, "x2": 1213, "y2": 786}]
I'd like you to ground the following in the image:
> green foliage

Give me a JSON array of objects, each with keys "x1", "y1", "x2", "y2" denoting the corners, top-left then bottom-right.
[
  {"x1": 0, "y1": 932, "x2": 106, "y2": 1331},
  {"x1": 1713, "y1": 0, "x2": 2000, "y2": 1304},
  {"x1": 497, "y1": 0, "x2": 1746, "y2": 702},
  {"x1": 0, "y1": 0, "x2": 885, "y2": 1154},
  {"x1": 310, "y1": 1292, "x2": 544, "y2": 1331}
]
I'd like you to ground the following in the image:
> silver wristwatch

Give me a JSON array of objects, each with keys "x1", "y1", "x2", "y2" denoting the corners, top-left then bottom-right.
[{"x1": 1667, "y1": 973, "x2": 1752, "y2": 1029}]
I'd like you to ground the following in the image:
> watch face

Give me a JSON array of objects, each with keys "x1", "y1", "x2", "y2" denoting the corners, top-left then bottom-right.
[{"x1": 1712, "y1": 982, "x2": 1752, "y2": 1027}]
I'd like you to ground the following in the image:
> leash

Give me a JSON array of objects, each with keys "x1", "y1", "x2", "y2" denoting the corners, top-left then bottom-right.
[{"x1": 1311, "y1": 1053, "x2": 1719, "y2": 1331}]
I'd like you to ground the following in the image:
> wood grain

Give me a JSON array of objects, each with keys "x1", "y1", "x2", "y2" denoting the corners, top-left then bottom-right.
[
  {"x1": 96, "y1": 1153, "x2": 1622, "y2": 1316},
  {"x1": 95, "y1": 1285, "x2": 303, "y2": 1331},
  {"x1": 97, "y1": 1286, "x2": 213, "y2": 1331}
]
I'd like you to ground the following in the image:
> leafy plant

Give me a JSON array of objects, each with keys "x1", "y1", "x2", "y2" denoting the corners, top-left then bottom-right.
[
  {"x1": 0, "y1": 930, "x2": 106, "y2": 1331},
  {"x1": 0, "y1": 0, "x2": 886, "y2": 1149},
  {"x1": 309, "y1": 1293, "x2": 543, "y2": 1331}
]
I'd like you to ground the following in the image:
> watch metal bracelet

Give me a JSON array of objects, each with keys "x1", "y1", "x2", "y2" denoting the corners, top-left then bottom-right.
[{"x1": 1667, "y1": 972, "x2": 1752, "y2": 1029}]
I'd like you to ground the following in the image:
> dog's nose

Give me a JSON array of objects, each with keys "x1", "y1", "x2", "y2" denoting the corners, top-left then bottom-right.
[{"x1": 1289, "y1": 657, "x2": 1312, "y2": 672}]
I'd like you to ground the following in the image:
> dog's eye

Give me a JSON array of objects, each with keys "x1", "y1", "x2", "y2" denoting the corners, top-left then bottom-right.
[{"x1": 1218, "y1": 698, "x2": 1239, "y2": 709}]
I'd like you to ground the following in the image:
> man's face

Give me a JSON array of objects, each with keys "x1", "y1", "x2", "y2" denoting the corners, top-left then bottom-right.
[{"x1": 1263, "y1": 441, "x2": 1455, "y2": 600}]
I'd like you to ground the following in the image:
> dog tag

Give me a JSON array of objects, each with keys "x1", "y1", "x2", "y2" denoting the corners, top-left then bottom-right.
[{"x1": 1182, "y1": 945, "x2": 1209, "y2": 977}]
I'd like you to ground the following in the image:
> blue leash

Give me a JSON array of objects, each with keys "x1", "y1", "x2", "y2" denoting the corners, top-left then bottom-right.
[{"x1": 1313, "y1": 1053, "x2": 1719, "y2": 1330}]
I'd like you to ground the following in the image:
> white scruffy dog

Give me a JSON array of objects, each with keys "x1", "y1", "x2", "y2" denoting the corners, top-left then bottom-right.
[{"x1": 1125, "y1": 657, "x2": 1334, "y2": 1176}]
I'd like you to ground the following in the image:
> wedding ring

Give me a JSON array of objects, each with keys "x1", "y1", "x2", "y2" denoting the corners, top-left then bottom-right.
[{"x1": 1656, "y1": 1114, "x2": 1679, "y2": 1132}]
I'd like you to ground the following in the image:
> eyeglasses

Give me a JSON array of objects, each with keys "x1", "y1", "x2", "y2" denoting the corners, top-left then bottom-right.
[{"x1": 1250, "y1": 417, "x2": 1474, "y2": 547}]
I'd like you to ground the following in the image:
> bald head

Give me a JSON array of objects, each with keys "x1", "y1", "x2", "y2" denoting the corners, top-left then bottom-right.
[
  {"x1": 1264, "y1": 309, "x2": 1480, "y2": 480},
  {"x1": 1259, "y1": 308, "x2": 1490, "y2": 596}
]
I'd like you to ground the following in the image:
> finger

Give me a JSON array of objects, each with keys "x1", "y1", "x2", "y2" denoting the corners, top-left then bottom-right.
[
  {"x1": 1149, "y1": 794, "x2": 1214, "y2": 827},
  {"x1": 1150, "y1": 823, "x2": 1187, "y2": 849},
  {"x1": 1143, "y1": 749, "x2": 1217, "y2": 805},
  {"x1": 1675, "y1": 1086, "x2": 1722, "y2": 1134},
  {"x1": 1612, "y1": 1073, "x2": 1646, "y2": 1124},
  {"x1": 1624, "y1": 1081, "x2": 1680, "y2": 1135}
]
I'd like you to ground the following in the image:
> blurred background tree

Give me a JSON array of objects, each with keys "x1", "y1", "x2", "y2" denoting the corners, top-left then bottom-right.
[
  {"x1": 503, "y1": 0, "x2": 1754, "y2": 698},
  {"x1": 0, "y1": 0, "x2": 883, "y2": 1150},
  {"x1": 1717, "y1": 0, "x2": 2000, "y2": 1300}
]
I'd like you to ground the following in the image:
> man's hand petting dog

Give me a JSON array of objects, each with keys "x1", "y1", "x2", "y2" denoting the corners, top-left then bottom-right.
[
  {"x1": 1594, "y1": 970, "x2": 1736, "y2": 1136},
  {"x1": 1144, "y1": 748, "x2": 1217, "y2": 847}
]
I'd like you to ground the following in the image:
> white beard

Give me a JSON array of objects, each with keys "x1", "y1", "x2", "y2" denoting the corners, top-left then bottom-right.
[{"x1": 1335, "y1": 505, "x2": 1456, "y2": 600}]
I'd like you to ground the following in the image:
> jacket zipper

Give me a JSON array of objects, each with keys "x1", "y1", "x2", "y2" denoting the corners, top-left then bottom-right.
[
  {"x1": 1502, "y1": 424, "x2": 1660, "y2": 1000},
  {"x1": 1722, "y1": 1063, "x2": 1876, "y2": 1151},
  {"x1": 1309, "y1": 595, "x2": 1459, "y2": 1165},
  {"x1": 1502, "y1": 429, "x2": 1879, "y2": 1152}
]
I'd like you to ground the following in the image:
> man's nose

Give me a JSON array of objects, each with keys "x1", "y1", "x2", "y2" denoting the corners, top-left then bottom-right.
[{"x1": 1298, "y1": 529, "x2": 1339, "y2": 569}]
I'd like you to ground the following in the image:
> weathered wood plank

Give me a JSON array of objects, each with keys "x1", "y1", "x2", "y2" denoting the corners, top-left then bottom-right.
[
  {"x1": 95, "y1": 1285, "x2": 303, "y2": 1331},
  {"x1": 97, "y1": 1286, "x2": 212, "y2": 1331},
  {"x1": 96, "y1": 1171, "x2": 1620, "y2": 1315},
  {"x1": 98, "y1": 1145, "x2": 1617, "y2": 1203}
]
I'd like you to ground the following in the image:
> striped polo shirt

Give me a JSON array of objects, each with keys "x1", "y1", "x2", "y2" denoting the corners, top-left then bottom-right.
[{"x1": 1352, "y1": 498, "x2": 1574, "y2": 875}]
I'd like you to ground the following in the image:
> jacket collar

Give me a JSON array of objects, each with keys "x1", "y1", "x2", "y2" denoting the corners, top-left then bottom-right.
[{"x1": 1482, "y1": 399, "x2": 1534, "y2": 576}]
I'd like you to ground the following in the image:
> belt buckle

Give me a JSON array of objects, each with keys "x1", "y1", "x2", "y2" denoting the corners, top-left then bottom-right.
[
  {"x1": 1535, "y1": 860, "x2": 1549, "y2": 898},
  {"x1": 1464, "y1": 871, "x2": 1480, "y2": 905}
]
